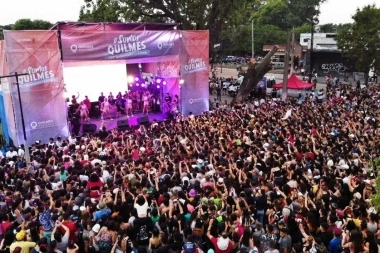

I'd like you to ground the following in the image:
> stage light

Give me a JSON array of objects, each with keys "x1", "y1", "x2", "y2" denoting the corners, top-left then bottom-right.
[
  {"x1": 135, "y1": 77, "x2": 139, "y2": 82},
  {"x1": 141, "y1": 83, "x2": 146, "y2": 87},
  {"x1": 136, "y1": 83, "x2": 140, "y2": 86},
  {"x1": 163, "y1": 81, "x2": 167, "y2": 85},
  {"x1": 127, "y1": 75, "x2": 134, "y2": 84},
  {"x1": 179, "y1": 79, "x2": 185, "y2": 85},
  {"x1": 157, "y1": 85, "x2": 160, "y2": 89},
  {"x1": 156, "y1": 78, "x2": 162, "y2": 84}
]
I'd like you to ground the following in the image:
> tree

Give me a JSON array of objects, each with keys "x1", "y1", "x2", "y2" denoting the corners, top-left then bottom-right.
[
  {"x1": 79, "y1": 0, "x2": 121, "y2": 22},
  {"x1": 12, "y1": 19, "x2": 52, "y2": 30},
  {"x1": 336, "y1": 5, "x2": 380, "y2": 84},
  {"x1": 0, "y1": 25, "x2": 12, "y2": 40},
  {"x1": 79, "y1": 0, "x2": 254, "y2": 55},
  {"x1": 252, "y1": 0, "x2": 326, "y2": 30},
  {"x1": 0, "y1": 19, "x2": 52, "y2": 40}
]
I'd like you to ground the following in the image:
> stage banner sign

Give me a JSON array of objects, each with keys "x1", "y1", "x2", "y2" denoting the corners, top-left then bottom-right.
[
  {"x1": 61, "y1": 30, "x2": 181, "y2": 61},
  {"x1": 4, "y1": 30, "x2": 69, "y2": 146},
  {"x1": 180, "y1": 31, "x2": 209, "y2": 116},
  {"x1": 0, "y1": 40, "x2": 12, "y2": 144}
]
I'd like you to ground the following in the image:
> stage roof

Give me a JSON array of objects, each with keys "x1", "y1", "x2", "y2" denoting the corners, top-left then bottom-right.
[{"x1": 50, "y1": 22, "x2": 179, "y2": 31}]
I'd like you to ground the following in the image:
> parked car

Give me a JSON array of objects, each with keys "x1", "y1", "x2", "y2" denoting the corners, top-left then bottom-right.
[
  {"x1": 222, "y1": 56, "x2": 237, "y2": 63},
  {"x1": 236, "y1": 57, "x2": 245, "y2": 63}
]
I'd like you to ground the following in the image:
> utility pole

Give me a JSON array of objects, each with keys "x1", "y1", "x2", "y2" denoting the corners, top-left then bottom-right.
[
  {"x1": 290, "y1": 27, "x2": 295, "y2": 76},
  {"x1": 282, "y1": 30, "x2": 292, "y2": 102},
  {"x1": 0, "y1": 72, "x2": 30, "y2": 163},
  {"x1": 251, "y1": 20, "x2": 255, "y2": 58}
]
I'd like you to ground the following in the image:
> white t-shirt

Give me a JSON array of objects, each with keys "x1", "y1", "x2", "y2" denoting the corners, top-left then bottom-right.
[
  {"x1": 134, "y1": 202, "x2": 149, "y2": 217},
  {"x1": 18, "y1": 149, "x2": 25, "y2": 158},
  {"x1": 6, "y1": 151, "x2": 18, "y2": 158}
]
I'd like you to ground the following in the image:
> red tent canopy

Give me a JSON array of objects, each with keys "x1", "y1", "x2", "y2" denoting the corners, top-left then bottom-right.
[{"x1": 273, "y1": 74, "x2": 314, "y2": 89}]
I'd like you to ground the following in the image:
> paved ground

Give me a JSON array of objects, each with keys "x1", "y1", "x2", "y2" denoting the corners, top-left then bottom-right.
[{"x1": 210, "y1": 65, "x2": 327, "y2": 103}]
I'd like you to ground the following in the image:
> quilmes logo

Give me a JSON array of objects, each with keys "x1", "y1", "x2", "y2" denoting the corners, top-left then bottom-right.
[
  {"x1": 70, "y1": 44, "x2": 94, "y2": 53},
  {"x1": 30, "y1": 119, "x2": 54, "y2": 129},
  {"x1": 19, "y1": 66, "x2": 58, "y2": 86},
  {"x1": 107, "y1": 34, "x2": 149, "y2": 59},
  {"x1": 184, "y1": 58, "x2": 206, "y2": 73},
  {"x1": 157, "y1": 42, "x2": 174, "y2": 50},
  {"x1": 189, "y1": 98, "x2": 203, "y2": 105}
]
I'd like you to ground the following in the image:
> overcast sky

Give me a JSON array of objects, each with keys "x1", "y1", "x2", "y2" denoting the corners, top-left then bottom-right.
[{"x1": 0, "y1": 0, "x2": 379, "y2": 26}]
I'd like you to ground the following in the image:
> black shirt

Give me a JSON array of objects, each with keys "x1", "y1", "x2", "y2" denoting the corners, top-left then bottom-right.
[
  {"x1": 98, "y1": 95, "x2": 105, "y2": 103},
  {"x1": 133, "y1": 217, "x2": 153, "y2": 246}
]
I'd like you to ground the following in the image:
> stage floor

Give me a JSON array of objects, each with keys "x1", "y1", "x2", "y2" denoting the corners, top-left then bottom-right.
[{"x1": 85, "y1": 112, "x2": 168, "y2": 132}]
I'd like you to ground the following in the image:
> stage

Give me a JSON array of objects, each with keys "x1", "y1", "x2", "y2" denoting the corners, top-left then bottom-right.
[{"x1": 82, "y1": 112, "x2": 169, "y2": 132}]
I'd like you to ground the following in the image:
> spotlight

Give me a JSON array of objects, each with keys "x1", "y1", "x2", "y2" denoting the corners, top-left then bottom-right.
[
  {"x1": 127, "y1": 75, "x2": 134, "y2": 84},
  {"x1": 135, "y1": 77, "x2": 139, "y2": 82},
  {"x1": 157, "y1": 85, "x2": 161, "y2": 89},
  {"x1": 179, "y1": 79, "x2": 185, "y2": 85},
  {"x1": 163, "y1": 81, "x2": 167, "y2": 85},
  {"x1": 156, "y1": 78, "x2": 162, "y2": 84}
]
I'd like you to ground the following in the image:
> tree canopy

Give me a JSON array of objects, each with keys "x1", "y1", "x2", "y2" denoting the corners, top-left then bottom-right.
[
  {"x1": 0, "y1": 19, "x2": 53, "y2": 40},
  {"x1": 78, "y1": 0, "x2": 327, "y2": 57},
  {"x1": 336, "y1": 5, "x2": 380, "y2": 82}
]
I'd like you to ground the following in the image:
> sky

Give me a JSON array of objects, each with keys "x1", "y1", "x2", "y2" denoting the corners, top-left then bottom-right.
[{"x1": 0, "y1": 0, "x2": 380, "y2": 26}]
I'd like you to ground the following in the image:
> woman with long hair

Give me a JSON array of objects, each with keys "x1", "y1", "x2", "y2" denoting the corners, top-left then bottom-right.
[{"x1": 142, "y1": 92, "x2": 150, "y2": 114}]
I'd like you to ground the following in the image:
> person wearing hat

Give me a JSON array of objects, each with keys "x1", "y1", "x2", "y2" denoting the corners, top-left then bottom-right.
[
  {"x1": 328, "y1": 228, "x2": 342, "y2": 253},
  {"x1": 94, "y1": 201, "x2": 111, "y2": 221},
  {"x1": 10, "y1": 222, "x2": 36, "y2": 253}
]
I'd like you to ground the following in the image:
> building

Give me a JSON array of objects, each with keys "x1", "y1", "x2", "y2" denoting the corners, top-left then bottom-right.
[
  {"x1": 300, "y1": 33, "x2": 338, "y2": 50},
  {"x1": 263, "y1": 42, "x2": 303, "y2": 69}
]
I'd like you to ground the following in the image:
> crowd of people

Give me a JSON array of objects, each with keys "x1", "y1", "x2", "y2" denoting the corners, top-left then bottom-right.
[{"x1": 0, "y1": 77, "x2": 379, "y2": 253}]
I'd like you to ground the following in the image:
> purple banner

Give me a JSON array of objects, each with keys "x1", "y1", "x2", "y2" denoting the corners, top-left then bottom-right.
[{"x1": 61, "y1": 30, "x2": 181, "y2": 61}]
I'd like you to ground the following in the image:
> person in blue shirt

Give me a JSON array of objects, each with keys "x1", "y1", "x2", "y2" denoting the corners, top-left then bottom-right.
[
  {"x1": 328, "y1": 228, "x2": 342, "y2": 253},
  {"x1": 93, "y1": 202, "x2": 111, "y2": 221}
]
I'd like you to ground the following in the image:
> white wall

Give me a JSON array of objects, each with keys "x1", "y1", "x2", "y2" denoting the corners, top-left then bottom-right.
[{"x1": 63, "y1": 61, "x2": 128, "y2": 103}]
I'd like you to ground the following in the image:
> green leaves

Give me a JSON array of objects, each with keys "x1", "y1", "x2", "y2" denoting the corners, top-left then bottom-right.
[
  {"x1": 0, "y1": 19, "x2": 52, "y2": 40},
  {"x1": 336, "y1": 5, "x2": 380, "y2": 75},
  {"x1": 13, "y1": 19, "x2": 53, "y2": 30}
]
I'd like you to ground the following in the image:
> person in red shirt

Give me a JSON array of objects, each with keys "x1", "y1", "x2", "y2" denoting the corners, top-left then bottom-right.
[
  {"x1": 206, "y1": 219, "x2": 234, "y2": 253},
  {"x1": 1, "y1": 213, "x2": 12, "y2": 235},
  {"x1": 60, "y1": 212, "x2": 78, "y2": 243}
]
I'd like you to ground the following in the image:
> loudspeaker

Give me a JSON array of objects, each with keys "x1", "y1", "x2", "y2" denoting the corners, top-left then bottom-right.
[
  {"x1": 82, "y1": 123, "x2": 97, "y2": 134},
  {"x1": 137, "y1": 115, "x2": 149, "y2": 125},
  {"x1": 117, "y1": 119, "x2": 129, "y2": 131}
]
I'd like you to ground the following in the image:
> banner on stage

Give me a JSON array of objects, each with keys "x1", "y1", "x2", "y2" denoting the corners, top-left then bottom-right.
[
  {"x1": 3, "y1": 30, "x2": 68, "y2": 145},
  {"x1": 180, "y1": 31, "x2": 209, "y2": 116},
  {"x1": 61, "y1": 30, "x2": 181, "y2": 61}
]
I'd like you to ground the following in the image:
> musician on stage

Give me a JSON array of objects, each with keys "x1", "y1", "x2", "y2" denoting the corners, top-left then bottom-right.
[
  {"x1": 83, "y1": 95, "x2": 91, "y2": 113},
  {"x1": 98, "y1": 92, "x2": 105, "y2": 103},
  {"x1": 76, "y1": 101, "x2": 90, "y2": 122},
  {"x1": 125, "y1": 95, "x2": 133, "y2": 116},
  {"x1": 142, "y1": 91, "x2": 150, "y2": 114},
  {"x1": 108, "y1": 92, "x2": 115, "y2": 105},
  {"x1": 101, "y1": 98, "x2": 114, "y2": 120},
  {"x1": 115, "y1": 94, "x2": 125, "y2": 117},
  {"x1": 164, "y1": 93, "x2": 172, "y2": 112}
]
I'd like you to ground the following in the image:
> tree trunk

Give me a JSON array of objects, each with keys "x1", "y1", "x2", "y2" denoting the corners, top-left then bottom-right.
[{"x1": 230, "y1": 46, "x2": 279, "y2": 105}]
